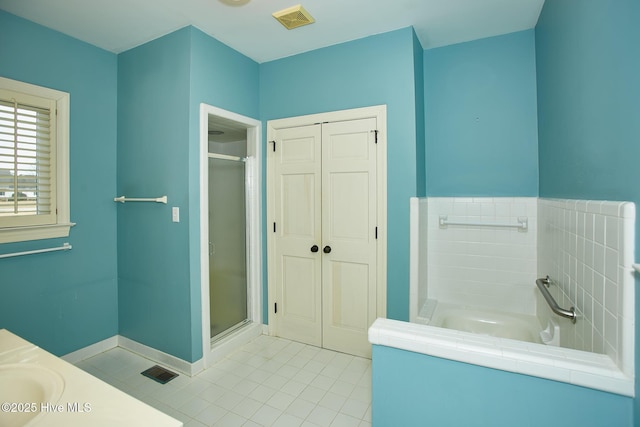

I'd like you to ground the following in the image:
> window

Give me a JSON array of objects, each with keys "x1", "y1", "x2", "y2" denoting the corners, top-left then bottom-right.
[{"x1": 0, "y1": 77, "x2": 72, "y2": 243}]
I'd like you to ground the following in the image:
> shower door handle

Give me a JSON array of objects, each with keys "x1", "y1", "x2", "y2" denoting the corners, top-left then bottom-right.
[{"x1": 310, "y1": 245, "x2": 319, "y2": 253}]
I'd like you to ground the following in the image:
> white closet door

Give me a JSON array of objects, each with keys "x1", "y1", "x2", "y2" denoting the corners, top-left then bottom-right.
[
  {"x1": 272, "y1": 124, "x2": 323, "y2": 346},
  {"x1": 321, "y1": 118, "x2": 377, "y2": 358}
]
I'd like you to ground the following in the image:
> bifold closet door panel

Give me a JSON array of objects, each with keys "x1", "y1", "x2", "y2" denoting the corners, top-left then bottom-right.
[
  {"x1": 272, "y1": 124, "x2": 323, "y2": 346},
  {"x1": 321, "y1": 118, "x2": 377, "y2": 358},
  {"x1": 270, "y1": 117, "x2": 379, "y2": 358}
]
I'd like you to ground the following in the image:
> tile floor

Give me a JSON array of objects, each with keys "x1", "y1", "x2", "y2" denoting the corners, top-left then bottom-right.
[{"x1": 74, "y1": 335, "x2": 372, "y2": 427}]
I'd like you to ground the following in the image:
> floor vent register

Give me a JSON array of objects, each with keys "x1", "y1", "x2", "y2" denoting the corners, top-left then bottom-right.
[{"x1": 141, "y1": 365, "x2": 179, "y2": 384}]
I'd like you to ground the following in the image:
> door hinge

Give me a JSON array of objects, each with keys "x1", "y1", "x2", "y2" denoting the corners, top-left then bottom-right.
[
  {"x1": 273, "y1": 222, "x2": 276, "y2": 233},
  {"x1": 269, "y1": 140, "x2": 276, "y2": 152},
  {"x1": 372, "y1": 130, "x2": 378, "y2": 144},
  {"x1": 274, "y1": 302, "x2": 278, "y2": 314}
]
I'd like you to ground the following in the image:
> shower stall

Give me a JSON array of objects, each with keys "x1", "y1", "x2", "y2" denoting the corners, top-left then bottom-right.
[
  {"x1": 208, "y1": 155, "x2": 248, "y2": 341},
  {"x1": 200, "y1": 104, "x2": 262, "y2": 368}
]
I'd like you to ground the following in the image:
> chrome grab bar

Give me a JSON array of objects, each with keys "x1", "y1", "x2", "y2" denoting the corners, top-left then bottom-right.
[{"x1": 536, "y1": 276, "x2": 577, "y2": 324}]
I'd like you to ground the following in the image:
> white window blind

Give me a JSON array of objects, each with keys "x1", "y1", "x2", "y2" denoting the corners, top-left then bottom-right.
[{"x1": 0, "y1": 91, "x2": 57, "y2": 228}]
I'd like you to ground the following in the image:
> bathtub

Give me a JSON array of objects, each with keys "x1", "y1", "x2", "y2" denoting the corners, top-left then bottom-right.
[
  {"x1": 377, "y1": 196, "x2": 636, "y2": 399},
  {"x1": 416, "y1": 301, "x2": 547, "y2": 345}
]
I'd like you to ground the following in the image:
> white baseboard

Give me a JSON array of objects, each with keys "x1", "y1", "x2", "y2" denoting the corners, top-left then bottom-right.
[
  {"x1": 118, "y1": 335, "x2": 204, "y2": 377},
  {"x1": 63, "y1": 326, "x2": 268, "y2": 377},
  {"x1": 61, "y1": 335, "x2": 118, "y2": 364},
  {"x1": 62, "y1": 335, "x2": 203, "y2": 377}
]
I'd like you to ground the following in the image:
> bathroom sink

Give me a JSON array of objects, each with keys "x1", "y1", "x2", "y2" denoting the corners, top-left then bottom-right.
[{"x1": 0, "y1": 364, "x2": 64, "y2": 426}]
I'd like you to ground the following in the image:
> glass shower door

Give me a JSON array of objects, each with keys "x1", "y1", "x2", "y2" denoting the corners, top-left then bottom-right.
[{"x1": 208, "y1": 156, "x2": 248, "y2": 341}]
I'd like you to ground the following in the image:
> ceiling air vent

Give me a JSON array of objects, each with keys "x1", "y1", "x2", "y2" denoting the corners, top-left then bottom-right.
[{"x1": 272, "y1": 5, "x2": 315, "y2": 30}]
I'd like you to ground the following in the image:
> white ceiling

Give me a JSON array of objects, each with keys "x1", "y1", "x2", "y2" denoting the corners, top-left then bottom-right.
[{"x1": 0, "y1": 0, "x2": 545, "y2": 63}]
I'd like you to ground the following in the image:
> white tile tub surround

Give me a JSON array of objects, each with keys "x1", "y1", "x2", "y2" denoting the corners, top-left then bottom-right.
[
  {"x1": 402, "y1": 196, "x2": 636, "y2": 397},
  {"x1": 537, "y1": 199, "x2": 636, "y2": 378},
  {"x1": 426, "y1": 197, "x2": 538, "y2": 315}
]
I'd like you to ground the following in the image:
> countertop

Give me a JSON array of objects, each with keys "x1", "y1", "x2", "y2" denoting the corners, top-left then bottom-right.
[{"x1": 0, "y1": 329, "x2": 182, "y2": 426}]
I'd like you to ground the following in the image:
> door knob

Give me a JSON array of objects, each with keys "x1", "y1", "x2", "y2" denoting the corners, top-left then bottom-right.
[
  {"x1": 311, "y1": 245, "x2": 319, "y2": 253},
  {"x1": 323, "y1": 245, "x2": 332, "y2": 254}
]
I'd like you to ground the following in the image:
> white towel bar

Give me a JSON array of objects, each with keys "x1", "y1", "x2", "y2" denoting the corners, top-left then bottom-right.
[
  {"x1": 0, "y1": 243, "x2": 72, "y2": 259},
  {"x1": 114, "y1": 195, "x2": 167, "y2": 204},
  {"x1": 439, "y1": 215, "x2": 528, "y2": 231}
]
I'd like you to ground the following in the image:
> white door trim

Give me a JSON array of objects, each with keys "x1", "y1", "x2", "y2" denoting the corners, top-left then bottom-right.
[
  {"x1": 199, "y1": 103, "x2": 263, "y2": 369},
  {"x1": 266, "y1": 104, "x2": 388, "y2": 338}
]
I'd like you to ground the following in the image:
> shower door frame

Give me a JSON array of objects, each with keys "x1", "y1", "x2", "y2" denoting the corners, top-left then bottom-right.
[{"x1": 199, "y1": 103, "x2": 263, "y2": 369}]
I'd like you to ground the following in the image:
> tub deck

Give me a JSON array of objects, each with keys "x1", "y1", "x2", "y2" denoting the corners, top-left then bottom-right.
[{"x1": 368, "y1": 317, "x2": 633, "y2": 397}]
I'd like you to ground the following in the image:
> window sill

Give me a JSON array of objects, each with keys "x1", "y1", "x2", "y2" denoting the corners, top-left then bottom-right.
[{"x1": 0, "y1": 222, "x2": 76, "y2": 244}]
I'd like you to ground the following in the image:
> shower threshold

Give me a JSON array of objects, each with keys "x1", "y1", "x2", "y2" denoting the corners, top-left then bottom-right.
[{"x1": 210, "y1": 319, "x2": 252, "y2": 345}]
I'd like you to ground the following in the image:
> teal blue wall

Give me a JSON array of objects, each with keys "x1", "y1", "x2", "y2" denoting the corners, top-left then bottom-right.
[
  {"x1": 0, "y1": 11, "x2": 118, "y2": 356},
  {"x1": 535, "y1": 0, "x2": 640, "y2": 420},
  {"x1": 372, "y1": 345, "x2": 633, "y2": 427},
  {"x1": 424, "y1": 30, "x2": 539, "y2": 196},
  {"x1": 117, "y1": 26, "x2": 260, "y2": 362},
  {"x1": 536, "y1": 0, "x2": 640, "y2": 200},
  {"x1": 117, "y1": 28, "x2": 194, "y2": 361},
  {"x1": 189, "y1": 28, "x2": 260, "y2": 119},
  {"x1": 413, "y1": 31, "x2": 426, "y2": 198},
  {"x1": 187, "y1": 27, "x2": 260, "y2": 359},
  {"x1": 260, "y1": 27, "x2": 422, "y2": 321}
]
